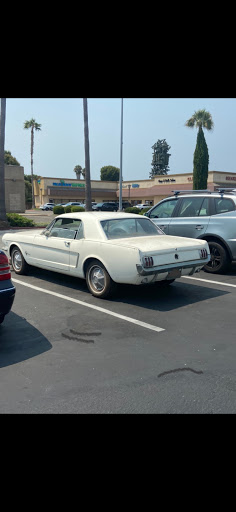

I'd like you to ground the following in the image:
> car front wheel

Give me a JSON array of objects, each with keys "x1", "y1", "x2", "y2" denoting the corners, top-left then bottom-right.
[
  {"x1": 11, "y1": 247, "x2": 29, "y2": 275},
  {"x1": 204, "y1": 241, "x2": 229, "y2": 274},
  {"x1": 86, "y1": 259, "x2": 117, "y2": 298}
]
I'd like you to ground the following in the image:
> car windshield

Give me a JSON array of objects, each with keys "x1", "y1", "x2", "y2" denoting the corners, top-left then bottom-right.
[{"x1": 100, "y1": 218, "x2": 164, "y2": 239}]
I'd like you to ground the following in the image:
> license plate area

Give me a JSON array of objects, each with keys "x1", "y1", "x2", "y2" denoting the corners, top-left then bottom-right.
[{"x1": 167, "y1": 268, "x2": 182, "y2": 279}]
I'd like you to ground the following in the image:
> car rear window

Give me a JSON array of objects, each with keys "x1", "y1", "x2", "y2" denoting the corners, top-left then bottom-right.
[{"x1": 101, "y1": 218, "x2": 164, "y2": 239}]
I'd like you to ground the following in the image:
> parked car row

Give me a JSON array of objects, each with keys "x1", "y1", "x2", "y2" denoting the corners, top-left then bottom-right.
[
  {"x1": 2, "y1": 212, "x2": 210, "y2": 299},
  {"x1": 2, "y1": 188, "x2": 235, "y2": 328}
]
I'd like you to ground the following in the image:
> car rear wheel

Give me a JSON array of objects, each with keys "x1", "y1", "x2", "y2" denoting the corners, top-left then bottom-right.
[
  {"x1": 11, "y1": 247, "x2": 29, "y2": 275},
  {"x1": 204, "y1": 241, "x2": 229, "y2": 274},
  {"x1": 86, "y1": 259, "x2": 117, "y2": 298}
]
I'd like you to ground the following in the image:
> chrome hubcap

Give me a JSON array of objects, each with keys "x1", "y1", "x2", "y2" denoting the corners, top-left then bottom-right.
[
  {"x1": 90, "y1": 266, "x2": 105, "y2": 292},
  {"x1": 13, "y1": 251, "x2": 22, "y2": 271}
]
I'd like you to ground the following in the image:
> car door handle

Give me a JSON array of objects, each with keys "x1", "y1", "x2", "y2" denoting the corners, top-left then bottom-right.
[
  {"x1": 195, "y1": 225, "x2": 204, "y2": 230},
  {"x1": 160, "y1": 225, "x2": 167, "y2": 230},
  {"x1": 64, "y1": 241, "x2": 70, "y2": 247}
]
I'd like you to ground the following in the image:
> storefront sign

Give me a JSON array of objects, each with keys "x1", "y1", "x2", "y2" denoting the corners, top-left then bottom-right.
[
  {"x1": 132, "y1": 184, "x2": 139, "y2": 188},
  {"x1": 52, "y1": 182, "x2": 85, "y2": 188},
  {"x1": 226, "y1": 176, "x2": 236, "y2": 181},
  {"x1": 158, "y1": 178, "x2": 176, "y2": 183}
]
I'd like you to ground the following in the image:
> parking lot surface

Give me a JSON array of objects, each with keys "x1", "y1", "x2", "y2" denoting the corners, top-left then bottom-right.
[{"x1": 1, "y1": 223, "x2": 236, "y2": 414}]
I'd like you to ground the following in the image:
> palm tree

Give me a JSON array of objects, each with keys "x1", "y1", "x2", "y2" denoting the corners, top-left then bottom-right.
[
  {"x1": 0, "y1": 98, "x2": 9, "y2": 229},
  {"x1": 185, "y1": 109, "x2": 214, "y2": 189},
  {"x1": 24, "y1": 118, "x2": 41, "y2": 208},
  {"x1": 74, "y1": 165, "x2": 83, "y2": 179},
  {"x1": 83, "y1": 99, "x2": 92, "y2": 211}
]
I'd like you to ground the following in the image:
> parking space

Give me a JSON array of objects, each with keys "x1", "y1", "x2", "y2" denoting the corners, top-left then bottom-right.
[{"x1": 1, "y1": 228, "x2": 236, "y2": 413}]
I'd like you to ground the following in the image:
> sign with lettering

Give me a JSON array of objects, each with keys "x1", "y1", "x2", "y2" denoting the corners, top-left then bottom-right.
[{"x1": 52, "y1": 182, "x2": 85, "y2": 188}]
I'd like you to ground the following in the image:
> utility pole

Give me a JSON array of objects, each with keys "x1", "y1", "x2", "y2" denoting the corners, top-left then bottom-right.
[
  {"x1": 0, "y1": 98, "x2": 9, "y2": 229},
  {"x1": 83, "y1": 98, "x2": 92, "y2": 211},
  {"x1": 119, "y1": 98, "x2": 123, "y2": 211}
]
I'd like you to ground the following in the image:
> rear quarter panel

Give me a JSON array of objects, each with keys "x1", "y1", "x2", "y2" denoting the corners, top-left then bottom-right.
[{"x1": 77, "y1": 240, "x2": 140, "y2": 284}]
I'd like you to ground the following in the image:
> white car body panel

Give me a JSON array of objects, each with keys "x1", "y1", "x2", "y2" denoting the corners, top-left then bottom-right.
[{"x1": 2, "y1": 212, "x2": 210, "y2": 287}]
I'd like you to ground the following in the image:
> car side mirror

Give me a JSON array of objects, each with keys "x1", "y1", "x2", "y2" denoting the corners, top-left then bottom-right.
[{"x1": 43, "y1": 230, "x2": 50, "y2": 237}]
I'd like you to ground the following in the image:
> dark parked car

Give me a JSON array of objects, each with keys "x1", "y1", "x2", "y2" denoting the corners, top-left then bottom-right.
[
  {"x1": 0, "y1": 250, "x2": 15, "y2": 324},
  {"x1": 94, "y1": 202, "x2": 118, "y2": 212}
]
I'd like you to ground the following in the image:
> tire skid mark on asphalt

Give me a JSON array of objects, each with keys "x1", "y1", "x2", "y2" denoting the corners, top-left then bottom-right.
[
  {"x1": 61, "y1": 332, "x2": 95, "y2": 343},
  {"x1": 158, "y1": 367, "x2": 203, "y2": 378},
  {"x1": 62, "y1": 328, "x2": 101, "y2": 343},
  {"x1": 11, "y1": 278, "x2": 165, "y2": 333}
]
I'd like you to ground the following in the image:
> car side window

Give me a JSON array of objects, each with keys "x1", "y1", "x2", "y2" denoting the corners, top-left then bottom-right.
[
  {"x1": 178, "y1": 197, "x2": 205, "y2": 217},
  {"x1": 214, "y1": 198, "x2": 236, "y2": 214},
  {"x1": 49, "y1": 218, "x2": 83, "y2": 239},
  {"x1": 198, "y1": 197, "x2": 210, "y2": 216},
  {"x1": 149, "y1": 199, "x2": 178, "y2": 218}
]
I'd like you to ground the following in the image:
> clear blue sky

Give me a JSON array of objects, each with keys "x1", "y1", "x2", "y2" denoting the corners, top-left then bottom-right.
[{"x1": 4, "y1": 98, "x2": 236, "y2": 181}]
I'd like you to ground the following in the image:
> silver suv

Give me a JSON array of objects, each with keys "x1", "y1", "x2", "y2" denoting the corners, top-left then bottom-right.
[{"x1": 144, "y1": 188, "x2": 236, "y2": 274}]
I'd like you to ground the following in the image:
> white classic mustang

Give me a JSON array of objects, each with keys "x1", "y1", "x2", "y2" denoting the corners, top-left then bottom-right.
[{"x1": 2, "y1": 212, "x2": 210, "y2": 299}]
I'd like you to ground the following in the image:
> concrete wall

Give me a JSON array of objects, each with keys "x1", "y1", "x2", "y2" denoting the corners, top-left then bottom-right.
[{"x1": 5, "y1": 165, "x2": 25, "y2": 213}]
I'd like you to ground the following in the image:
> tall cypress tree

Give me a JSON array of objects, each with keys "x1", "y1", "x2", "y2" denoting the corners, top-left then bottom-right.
[
  {"x1": 193, "y1": 126, "x2": 209, "y2": 190},
  {"x1": 185, "y1": 109, "x2": 213, "y2": 190}
]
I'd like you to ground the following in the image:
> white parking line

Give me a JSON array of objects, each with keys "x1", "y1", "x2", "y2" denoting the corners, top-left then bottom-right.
[
  {"x1": 182, "y1": 276, "x2": 236, "y2": 288},
  {"x1": 12, "y1": 278, "x2": 165, "y2": 333}
]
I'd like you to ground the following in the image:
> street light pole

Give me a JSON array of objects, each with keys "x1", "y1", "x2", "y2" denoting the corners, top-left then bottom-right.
[{"x1": 119, "y1": 98, "x2": 123, "y2": 212}]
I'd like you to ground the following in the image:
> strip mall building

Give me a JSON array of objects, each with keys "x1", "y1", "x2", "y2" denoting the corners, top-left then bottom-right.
[{"x1": 33, "y1": 171, "x2": 236, "y2": 208}]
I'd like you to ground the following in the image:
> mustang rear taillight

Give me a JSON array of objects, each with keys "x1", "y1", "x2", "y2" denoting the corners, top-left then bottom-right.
[
  {"x1": 143, "y1": 256, "x2": 154, "y2": 268},
  {"x1": 199, "y1": 248, "x2": 208, "y2": 259},
  {"x1": 0, "y1": 253, "x2": 11, "y2": 281}
]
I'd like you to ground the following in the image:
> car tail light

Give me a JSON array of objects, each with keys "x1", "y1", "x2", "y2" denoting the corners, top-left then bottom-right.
[
  {"x1": 0, "y1": 253, "x2": 11, "y2": 281},
  {"x1": 199, "y1": 248, "x2": 208, "y2": 259},
  {"x1": 143, "y1": 256, "x2": 154, "y2": 268}
]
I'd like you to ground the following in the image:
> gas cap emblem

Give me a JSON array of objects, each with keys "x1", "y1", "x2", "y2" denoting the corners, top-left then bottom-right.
[{"x1": 175, "y1": 253, "x2": 179, "y2": 259}]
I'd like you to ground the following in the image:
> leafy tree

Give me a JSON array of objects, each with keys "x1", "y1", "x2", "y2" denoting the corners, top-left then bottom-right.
[
  {"x1": 185, "y1": 109, "x2": 214, "y2": 190},
  {"x1": 150, "y1": 139, "x2": 171, "y2": 177},
  {"x1": 100, "y1": 165, "x2": 120, "y2": 181},
  {"x1": 0, "y1": 98, "x2": 9, "y2": 228},
  {"x1": 4, "y1": 150, "x2": 20, "y2": 165},
  {"x1": 24, "y1": 179, "x2": 32, "y2": 206},
  {"x1": 24, "y1": 174, "x2": 40, "y2": 207},
  {"x1": 24, "y1": 118, "x2": 41, "y2": 208}
]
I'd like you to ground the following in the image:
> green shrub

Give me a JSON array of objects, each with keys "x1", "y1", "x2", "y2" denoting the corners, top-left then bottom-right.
[
  {"x1": 124, "y1": 207, "x2": 141, "y2": 214},
  {"x1": 71, "y1": 206, "x2": 85, "y2": 212},
  {"x1": 140, "y1": 207, "x2": 151, "y2": 215},
  {"x1": 64, "y1": 205, "x2": 72, "y2": 213},
  {"x1": 6, "y1": 213, "x2": 35, "y2": 227},
  {"x1": 53, "y1": 205, "x2": 65, "y2": 214}
]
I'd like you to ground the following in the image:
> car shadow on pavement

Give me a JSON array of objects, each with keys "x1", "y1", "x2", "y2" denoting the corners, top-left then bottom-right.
[
  {"x1": 0, "y1": 312, "x2": 52, "y2": 368},
  {"x1": 113, "y1": 280, "x2": 229, "y2": 312},
  {"x1": 15, "y1": 267, "x2": 229, "y2": 312}
]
